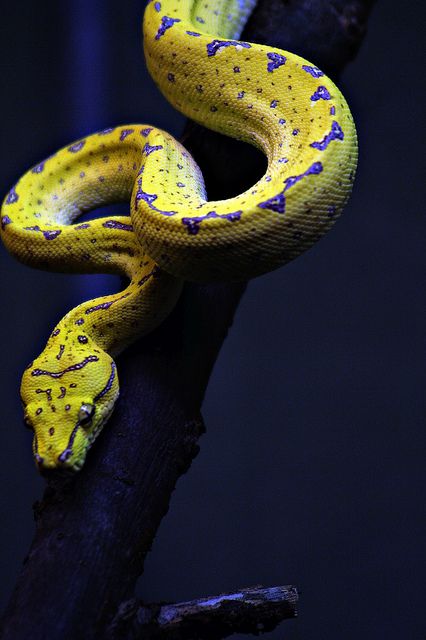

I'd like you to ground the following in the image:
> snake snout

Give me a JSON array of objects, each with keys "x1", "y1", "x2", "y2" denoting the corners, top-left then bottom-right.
[
  {"x1": 35, "y1": 446, "x2": 86, "y2": 474},
  {"x1": 33, "y1": 428, "x2": 87, "y2": 473}
]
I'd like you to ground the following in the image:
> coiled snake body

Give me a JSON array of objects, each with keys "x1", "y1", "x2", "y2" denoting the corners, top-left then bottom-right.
[{"x1": 0, "y1": 0, "x2": 358, "y2": 471}]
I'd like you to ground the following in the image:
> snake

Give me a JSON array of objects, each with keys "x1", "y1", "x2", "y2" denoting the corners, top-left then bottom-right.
[{"x1": 0, "y1": 0, "x2": 357, "y2": 472}]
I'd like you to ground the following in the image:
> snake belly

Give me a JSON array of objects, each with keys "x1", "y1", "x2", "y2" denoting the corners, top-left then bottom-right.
[{"x1": 0, "y1": 0, "x2": 358, "y2": 471}]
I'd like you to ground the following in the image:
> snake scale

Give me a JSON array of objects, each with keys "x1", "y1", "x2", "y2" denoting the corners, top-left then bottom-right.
[{"x1": 0, "y1": 0, "x2": 357, "y2": 471}]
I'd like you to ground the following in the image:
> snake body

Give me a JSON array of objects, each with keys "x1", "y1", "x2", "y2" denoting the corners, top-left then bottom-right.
[{"x1": 0, "y1": 0, "x2": 357, "y2": 471}]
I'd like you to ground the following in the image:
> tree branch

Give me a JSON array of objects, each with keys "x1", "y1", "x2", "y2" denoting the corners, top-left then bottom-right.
[
  {"x1": 108, "y1": 586, "x2": 298, "y2": 640},
  {"x1": 0, "y1": 1, "x2": 375, "y2": 639}
]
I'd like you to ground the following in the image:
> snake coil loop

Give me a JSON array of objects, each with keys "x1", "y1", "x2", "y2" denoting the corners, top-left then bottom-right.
[{"x1": 0, "y1": 0, "x2": 357, "y2": 471}]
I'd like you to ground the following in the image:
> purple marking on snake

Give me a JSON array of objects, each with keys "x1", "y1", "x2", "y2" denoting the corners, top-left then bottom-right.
[
  {"x1": 186, "y1": 30, "x2": 201, "y2": 36},
  {"x1": 143, "y1": 143, "x2": 163, "y2": 156},
  {"x1": 32, "y1": 355, "x2": 99, "y2": 378},
  {"x1": 36, "y1": 388, "x2": 52, "y2": 402},
  {"x1": 58, "y1": 387, "x2": 67, "y2": 399},
  {"x1": 78, "y1": 336, "x2": 88, "y2": 344},
  {"x1": 23, "y1": 225, "x2": 61, "y2": 240},
  {"x1": 58, "y1": 421, "x2": 81, "y2": 464},
  {"x1": 270, "y1": 100, "x2": 278, "y2": 108},
  {"x1": 196, "y1": 16, "x2": 205, "y2": 23},
  {"x1": 330, "y1": 106, "x2": 336, "y2": 115},
  {"x1": 74, "y1": 223, "x2": 91, "y2": 230},
  {"x1": 85, "y1": 293, "x2": 130, "y2": 315},
  {"x1": 292, "y1": 129, "x2": 299, "y2": 135},
  {"x1": 327, "y1": 205, "x2": 337, "y2": 218},
  {"x1": 311, "y1": 86, "x2": 331, "y2": 101},
  {"x1": 266, "y1": 52, "x2": 286, "y2": 72},
  {"x1": 58, "y1": 449, "x2": 71, "y2": 463},
  {"x1": 206, "y1": 39, "x2": 251, "y2": 57},
  {"x1": 258, "y1": 193, "x2": 286, "y2": 214},
  {"x1": 284, "y1": 161, "x2": 323, "y2": 190},
  {"x1": 34, "y1": 454, "x2": 44, "y2": 466},
  {"x1": 6, "y1": 187, "x2": 18, "y2": 204},
  {"x1": 137, "y1": 265, "x2": 160, "y2": 287},
  {"x1": 258, "y1": 162, "x2": 323, "y2": 214},
  {"x1": 51, "y1": 328, "x2": 60, "y2": 337},
  {"x1": 32, "y1": 162, "x2": 45, "y2": 174},
  {"x1": 135, "y1": 178, "x2": 177, "y2": 216},
  {"x1": 36, "y1": 408, "x2": 43, "y2": 416},
  {"x1": 167, "y1": 73, "x2": 175, "y2": 82},
  {"x1": 182, "y1": 210, "x2": 242, "y2": 235},
  {"x1": 154, "y1": 1, "x2": 161, "y2": 10},
  {"x1": 302, "y1": 65, "x2": 324, "y2": 78},
  {"x1": 98, "y1": 127, "x2": 115, "y2": 135},
  {"x1": 177, "y1": 182, "x2": 185, "y2": 187},
  {"x1": 94, "y1": 363, "x2": 116, "y2": 401},
  {"x1": 56, "y1": 345, "x2": 65, "y2": 360},
  {"x1": 43, "y1": 229, "x2": 62, "y2": 240},
  {"x1": 237, "y1": 91, "x2": 245, "y2": 99},
  {"x1": 75, "y1": 319, "x2": 84, "y2": 325},
  {"x1": 119, "y1": 128, "x2": 134, "y2": 142},
  {"x1": 278, "y1": 118, "x2": 286, "y2": 125},
  {"x1": 140, "y1": 127, "x2": 153, "y2": 137},
  {"x1": 102, "y1": 220, "x2": 133, "y2": 231},
  {"x1": 155, "y1": 16, "x2": 181, "y2": 40},
  {"x1": 310, "y1": 121, "x2": 344, "y2": 151},
  {"x1": 1, "y1": 215, "x2": 12, "y2": 230},
  {"x1": 68, "y1": 140, "x2": 86, "y2": 153}
]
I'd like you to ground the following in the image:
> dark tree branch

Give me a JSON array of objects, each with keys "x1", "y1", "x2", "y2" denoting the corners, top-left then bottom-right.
[
  {"x1": 108, "y1": 586, "x2": 298, "y2": 640},
  {"x1": 0, "y1": 1, "x2": 375, "y2": 639}
]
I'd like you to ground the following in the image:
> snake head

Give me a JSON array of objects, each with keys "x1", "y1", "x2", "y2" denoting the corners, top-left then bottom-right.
[{"x1": 20, "y1": 342, "x2": 119, "y2": 472}]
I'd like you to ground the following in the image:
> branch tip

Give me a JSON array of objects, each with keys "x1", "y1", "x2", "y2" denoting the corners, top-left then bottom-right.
[{"x1": 109, "y1": 585, "x2": 298, "y2": 640}]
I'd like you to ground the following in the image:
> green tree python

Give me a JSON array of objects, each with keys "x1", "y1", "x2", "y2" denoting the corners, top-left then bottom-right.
[{"x1": 0, "y1": 0, "x2": 358, "y2": 472}]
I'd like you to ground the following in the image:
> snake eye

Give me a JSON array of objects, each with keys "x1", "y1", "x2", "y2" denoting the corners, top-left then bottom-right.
[{"x1": 78, "y1": 403, "x2": 95, "y2": 427}]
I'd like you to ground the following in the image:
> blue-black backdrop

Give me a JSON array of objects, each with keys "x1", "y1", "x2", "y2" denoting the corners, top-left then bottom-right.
[{"x1": 0, "y1": 2, "x2": 424, "y2": 638}]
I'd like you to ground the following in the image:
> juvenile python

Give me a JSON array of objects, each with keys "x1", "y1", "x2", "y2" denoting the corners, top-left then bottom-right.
[{"x1": 0, "y1": 0, "x2": 357, "y2": 471}]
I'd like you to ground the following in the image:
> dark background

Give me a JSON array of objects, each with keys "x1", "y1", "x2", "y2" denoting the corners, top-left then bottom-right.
[{"x1": 0, "y1": 2, "x2": 424, "y2": 638}]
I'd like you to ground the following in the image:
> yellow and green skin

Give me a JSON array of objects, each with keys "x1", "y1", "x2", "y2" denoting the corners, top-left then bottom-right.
[{"x1": 0, "y1": 0, "x2": 358, "y2": 472}]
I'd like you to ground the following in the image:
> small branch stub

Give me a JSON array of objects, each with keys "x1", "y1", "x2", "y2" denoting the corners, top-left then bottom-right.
[{"x1": 109, "y1": 585, "x2": 298, "y2": 640}]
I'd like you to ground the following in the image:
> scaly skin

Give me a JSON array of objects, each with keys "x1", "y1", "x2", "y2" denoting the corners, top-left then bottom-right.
[{"x1": 0, "y1": 0, "x2": 358, "y2": 472}]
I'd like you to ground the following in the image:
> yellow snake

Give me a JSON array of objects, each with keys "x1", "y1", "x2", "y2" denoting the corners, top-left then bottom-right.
[{"x1": 0, "y1": 0, "x2": 357, "y2": 472}]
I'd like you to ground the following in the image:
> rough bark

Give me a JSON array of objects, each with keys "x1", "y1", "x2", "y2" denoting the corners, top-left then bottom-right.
[
  {"x1": 0, "y1": 1, "x2": 375, "y2": 639},
  {"x1": 108, "y1": 586, "x2": 298, "y2": 639}
]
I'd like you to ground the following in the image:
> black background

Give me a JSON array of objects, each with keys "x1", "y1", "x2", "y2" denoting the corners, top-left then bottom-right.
[{"x1": 0, "y1": 2, "x2": 425, "y2": 638}]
